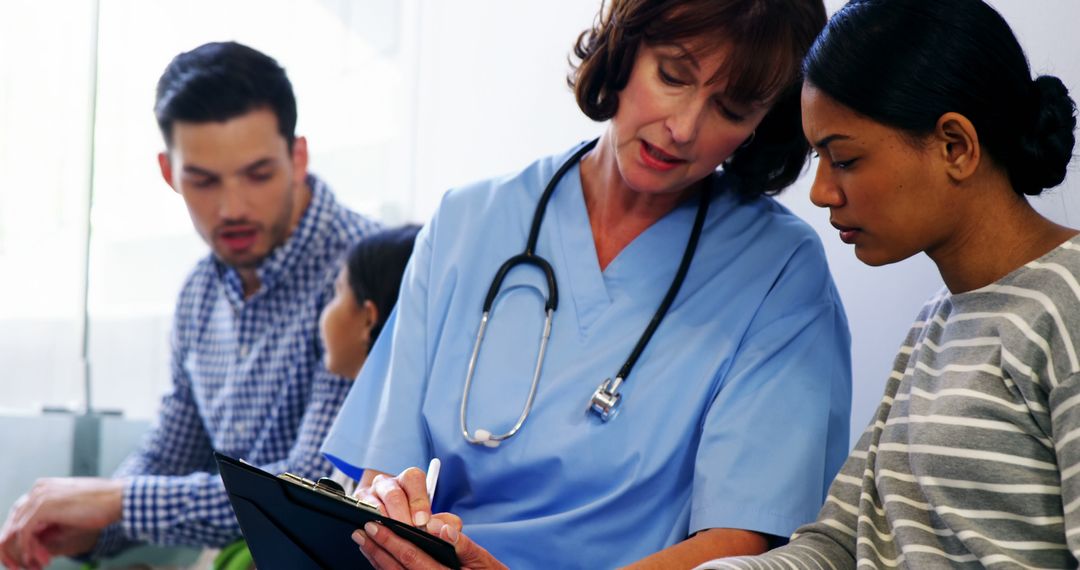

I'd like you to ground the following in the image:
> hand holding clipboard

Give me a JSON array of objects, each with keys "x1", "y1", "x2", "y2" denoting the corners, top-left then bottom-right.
[
  {"x1": 350, "y1": 460, "x2": 508, "y2": 570},
  {"x1": 215, "y1": 453, "x2": 460, "y2": 570}
]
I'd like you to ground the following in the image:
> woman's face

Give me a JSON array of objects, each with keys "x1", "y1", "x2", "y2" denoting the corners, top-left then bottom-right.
[
  {"x1": 319, "y1": 267, "x2": 374, "y2": 379},
  {"x1": 607, "y1": 41, "x2": 772, "y2": 196},
  {"x1": 801, "y1": 84, "x2": 953, "y2": 266}
]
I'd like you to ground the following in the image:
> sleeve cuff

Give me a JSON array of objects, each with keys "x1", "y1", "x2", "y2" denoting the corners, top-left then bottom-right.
[
  {"x1": 690, "y1": 501, "x2": 810, "y2": 540},
  {"x1": 81, "y1": 521, "x2": 134, "y2": 561},
  {"x1": 121, "y1": 475, "x2": 177, "y2": 543}
]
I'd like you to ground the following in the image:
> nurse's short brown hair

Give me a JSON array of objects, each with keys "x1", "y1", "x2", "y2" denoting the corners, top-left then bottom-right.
[{"x1": 569, "y1": 0, "x2": 827, "y2": 198}]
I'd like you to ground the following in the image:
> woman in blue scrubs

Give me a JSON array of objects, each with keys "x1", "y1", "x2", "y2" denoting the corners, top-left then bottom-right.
[{"x1": 323, "y1": 0, "x2": 851, "y2": 567}]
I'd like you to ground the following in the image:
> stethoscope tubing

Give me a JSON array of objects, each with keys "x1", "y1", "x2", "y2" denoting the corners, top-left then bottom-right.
[
  {"x1": 460, "y1": 307, "x2": 554, "y2": 446},
  {"x1": 461, "y1": 137, "x2": 711, "y2": 445},
  {"x1": 612, "y1": 181, "x2": 711, "y2": 382}
]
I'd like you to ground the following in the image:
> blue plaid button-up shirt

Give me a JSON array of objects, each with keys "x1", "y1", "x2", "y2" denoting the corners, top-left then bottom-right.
[{"x1": 94, "y1": 175, "x2": 378, "y2": 555}]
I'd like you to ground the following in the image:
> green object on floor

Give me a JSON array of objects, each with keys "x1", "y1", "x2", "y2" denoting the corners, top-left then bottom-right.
[{"x1": 213, "y1": 540, "x2": 253, "y2": 570}]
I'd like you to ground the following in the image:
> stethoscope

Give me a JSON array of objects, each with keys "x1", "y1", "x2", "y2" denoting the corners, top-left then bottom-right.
[{"x1": 460, "y1": 138, "x2": 712, "y2": 447}]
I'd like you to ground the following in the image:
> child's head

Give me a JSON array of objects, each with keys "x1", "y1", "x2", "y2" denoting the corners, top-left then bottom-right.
[{"x1": 320, "y1": 225, "x2": 421, "y2": 378}]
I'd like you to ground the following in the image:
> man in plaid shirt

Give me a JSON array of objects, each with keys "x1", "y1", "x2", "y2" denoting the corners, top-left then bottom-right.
[{"x1": 0, "y1": 41, "x2": 378, "y2": 568}]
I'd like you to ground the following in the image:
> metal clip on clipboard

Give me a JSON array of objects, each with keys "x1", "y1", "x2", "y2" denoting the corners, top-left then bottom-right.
[{"x1": 276, "y1": 472, "x2": 381, "y2": 512}]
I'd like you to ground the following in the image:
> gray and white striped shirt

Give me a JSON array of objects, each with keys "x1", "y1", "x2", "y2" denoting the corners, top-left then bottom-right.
[{"x1": 701, "y1": 236, "x2": 1080, "y2": 569}]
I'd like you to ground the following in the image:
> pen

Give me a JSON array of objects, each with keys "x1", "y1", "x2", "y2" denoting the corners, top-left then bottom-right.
[{"x1": 425, "y1": 457, "x2": 441, "y2": 504}]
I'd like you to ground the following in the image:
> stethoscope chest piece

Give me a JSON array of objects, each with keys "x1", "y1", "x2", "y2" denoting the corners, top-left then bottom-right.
[{"x1": 589, "y1": 377, "x2": 623, "y2": 422}]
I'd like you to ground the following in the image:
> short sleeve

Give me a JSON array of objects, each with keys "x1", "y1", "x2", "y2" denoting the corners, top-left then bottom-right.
[{"x1": 691, "y1": 242, "x2": 852, "y2": 538}]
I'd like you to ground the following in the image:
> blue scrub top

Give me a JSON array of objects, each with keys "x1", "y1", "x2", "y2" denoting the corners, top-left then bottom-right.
[{"x1": 323, "y1": 143, "x2": 852, "y2": 568}]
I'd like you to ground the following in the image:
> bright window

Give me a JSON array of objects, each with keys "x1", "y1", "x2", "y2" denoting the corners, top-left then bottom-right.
[
  {"x1": 86, "y1": 0, "x2": 419, "y2": 417},
  {"x1": 0, "y1": 1, "x2": 97, "y2": 414},
  {"x1": 1, "y1": 0, "x2": 601, "y2": 419}
]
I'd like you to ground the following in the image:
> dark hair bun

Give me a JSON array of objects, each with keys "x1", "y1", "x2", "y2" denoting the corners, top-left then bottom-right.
[{"x1": 1013, "y1": 75, "x2": 1077, "y2": 196}]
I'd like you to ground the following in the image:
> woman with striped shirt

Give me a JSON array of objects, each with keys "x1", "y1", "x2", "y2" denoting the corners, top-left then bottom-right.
[{"x1": 700, "y1": 0, "x2": 1079, "y2": 568}]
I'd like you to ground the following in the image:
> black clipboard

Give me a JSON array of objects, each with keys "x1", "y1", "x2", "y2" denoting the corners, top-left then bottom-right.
[{"x1": 215, "y1": 452, "x2": 460, "y2": 570}]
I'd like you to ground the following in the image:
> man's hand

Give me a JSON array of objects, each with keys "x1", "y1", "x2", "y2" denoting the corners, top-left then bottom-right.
[{"x1": 0, "y1": 477, "x2": 124, "y2": 569}]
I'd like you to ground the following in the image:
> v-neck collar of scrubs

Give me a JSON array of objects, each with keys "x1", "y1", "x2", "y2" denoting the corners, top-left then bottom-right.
[{"x1": 550, "y1": 162, "x2": 707, "y2": 336}]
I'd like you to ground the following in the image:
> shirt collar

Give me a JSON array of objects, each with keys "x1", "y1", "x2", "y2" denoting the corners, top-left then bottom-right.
[{"x1": 215, "y1": 174, "x2": 333, "y2": 305}]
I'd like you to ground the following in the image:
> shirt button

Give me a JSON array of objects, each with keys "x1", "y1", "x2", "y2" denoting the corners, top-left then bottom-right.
[{"x1": 239, "y1": 344, "x2": 250, "y2": 358}]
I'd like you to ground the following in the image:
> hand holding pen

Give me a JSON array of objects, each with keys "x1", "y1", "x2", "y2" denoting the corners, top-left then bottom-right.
[
  {"x1": 353, "y1": 458, "x2": 446, "y2": 528},
  {"x1": 351, "y1": 458, "x2": 508, "y2": 569},
  {"x1": 352, "y1": 458, "x2": 506, "y2": 569}
]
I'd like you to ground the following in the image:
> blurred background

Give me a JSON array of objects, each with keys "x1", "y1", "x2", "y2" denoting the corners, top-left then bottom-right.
[{"x1": 0, "y1": 0, "x2": 1078, "y2": 565}]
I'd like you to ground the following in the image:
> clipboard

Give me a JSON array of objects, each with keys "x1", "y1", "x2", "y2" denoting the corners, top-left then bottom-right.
[{"x1": 215, "y1": 452, "x2": 461, "y2": 569}]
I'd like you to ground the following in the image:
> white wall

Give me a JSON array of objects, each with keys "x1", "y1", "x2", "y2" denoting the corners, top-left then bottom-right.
[
  {"x1": 5, "y1": 0, "x2": 1076, "y2": 449},
  {"x1": 409, "y1": 0, "x2": 600, "y2": 215},
  {"x1": 2, "y1": 9, "x2": 1078, "y2": 568},
  {"x1": 994, "y1": 0, "x2": 1080, "y2": 225},
  {"x1": 407, "y1": 0, "x2": 1080, "y2": 446}
]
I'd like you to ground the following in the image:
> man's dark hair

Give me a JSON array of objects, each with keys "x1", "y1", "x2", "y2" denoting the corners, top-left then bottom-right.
[{"x1": 154, "y1": 41, "x2": 297, "y2": 149}]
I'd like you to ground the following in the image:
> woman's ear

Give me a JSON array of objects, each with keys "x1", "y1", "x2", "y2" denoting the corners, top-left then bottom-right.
[{"x1": 934, "y1": 112, "x2": 981, "y2": 184}]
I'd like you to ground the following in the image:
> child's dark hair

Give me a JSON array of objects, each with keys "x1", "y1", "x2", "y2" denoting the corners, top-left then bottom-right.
[{"x1": 345, "y1": 224, "x2": 421, "y2": 346}]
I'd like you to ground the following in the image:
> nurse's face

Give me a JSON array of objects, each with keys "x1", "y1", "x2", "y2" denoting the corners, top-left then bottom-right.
[
  {"x1": 802, "y1": 84, "x2": 950, "y2": 266},
  {"x1": 607, "y1": 41, "x2": 772, "y2": 196}
]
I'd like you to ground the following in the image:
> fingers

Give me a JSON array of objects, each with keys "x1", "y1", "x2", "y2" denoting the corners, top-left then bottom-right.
[
  {"x1": 0, "y1": 544, "x2": 16, "y2": 570},
  {"x1": 0, "y1": 498, "x2": 23, "y2": 568},
  {"x1": 352, "y1": 524, "x2": 407, "y2": 570},
  {"x1": 0, "y1": 533, "x2": 18, "y2": 569},
  {"x1": 425, "y1": 513, "x2": 462, "y2": 536},
  {"x1": 355, "y1": 486, "x2": 388, "y2": 517},
  {"x1": 16, "y1": 523, "x2": 43, "y2": 570},
  {"x1": 14, "y1": 494, "x2": 52, "y2": 570},
  {"x1": 352, "y1": 516, "x2": 506, "y2": 570},
  {"x1": 371, "y1": 474, "x2": 413, "y2": 525},
  {"x1": 427, "y1": 518, "x2": 459, "y2": 545},
  {"x1": 442, "y1": 528, "x2": 506, "y2": 570},
  {"x1": 396, "y1": 468, "x2": 432, "y2": 527},
  {"x1": 38, "y1": 525, "x2": 101, "y2": 560},
  {"x1": 8, "y1": 491, "x2": 45, "y2": 569},
  {"x1": 371, "y1": 468, "x2": 431, "y2": 527},
  {"x1": 29, "y1": 537, "x2": 52, "y2": 570},
  {"x1": 421, "y1": 518, "x2": 506, "y2": 570},
  {"x1": 354, "y1": 522, "x2": 443, "y2": 570},
  {"x1": 1, "y1": 485, "x2": 65, "y2": 570},
  {"x1": 375, "y1": 515, "x2": 506, "y2": 570},
  {"x1": 0, "y1": 478, "x2": 116, "y2": 569}
]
